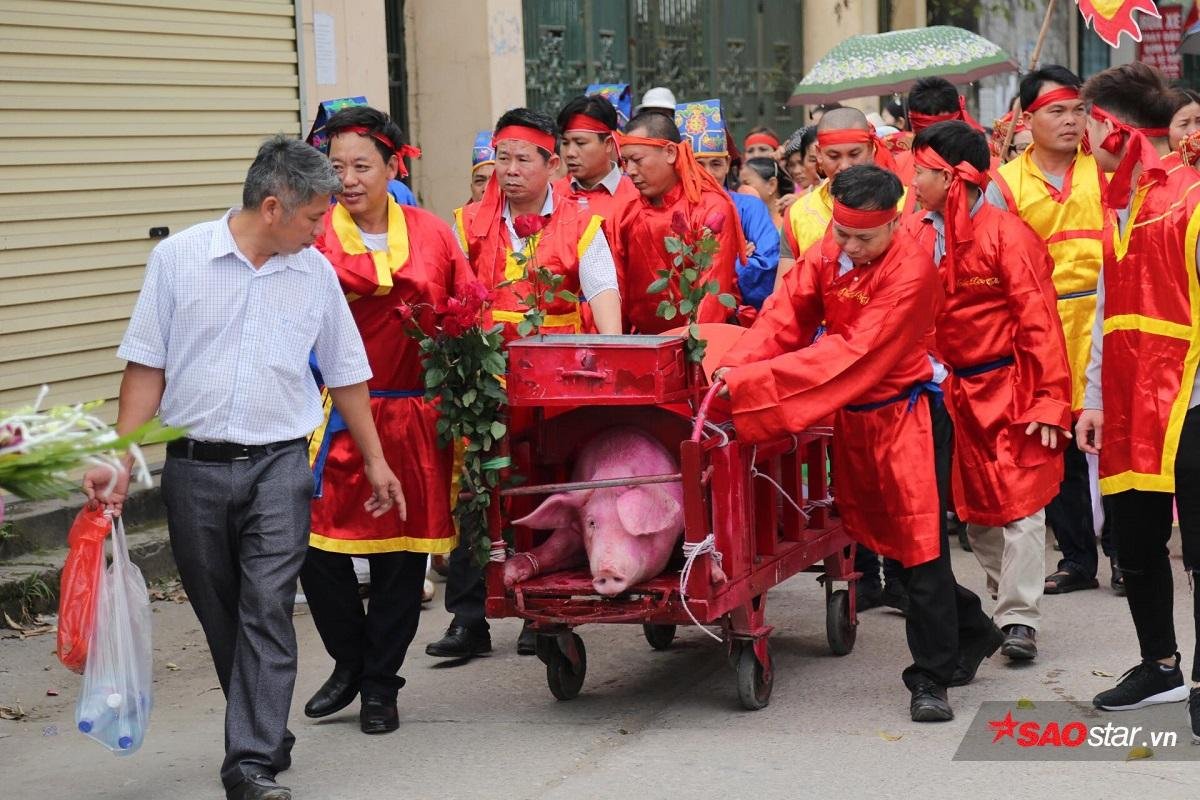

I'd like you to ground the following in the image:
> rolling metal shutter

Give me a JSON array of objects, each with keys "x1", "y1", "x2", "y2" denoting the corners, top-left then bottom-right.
[{"x1": 0, "y1": 0, "x2": 302, "y2": 426}]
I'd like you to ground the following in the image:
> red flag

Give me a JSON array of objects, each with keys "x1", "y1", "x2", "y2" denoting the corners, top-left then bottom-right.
[{"x1": 1076, "y1": 0, "x2": 1161, "y2": 47}]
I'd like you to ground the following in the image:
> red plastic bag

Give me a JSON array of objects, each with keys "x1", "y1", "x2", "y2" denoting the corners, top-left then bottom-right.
[{"x1": 57, "y1": 505, "x2": 111, "y2": 674}]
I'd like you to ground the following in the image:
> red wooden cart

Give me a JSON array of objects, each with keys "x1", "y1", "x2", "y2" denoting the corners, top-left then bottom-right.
[{"x1": 484, "y1": 332, "x2": 859, "y2": 709}]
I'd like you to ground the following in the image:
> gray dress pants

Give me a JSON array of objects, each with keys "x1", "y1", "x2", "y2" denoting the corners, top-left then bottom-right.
[{"x1": 162, "y1": 440, "x2": 311, "y2": 790}]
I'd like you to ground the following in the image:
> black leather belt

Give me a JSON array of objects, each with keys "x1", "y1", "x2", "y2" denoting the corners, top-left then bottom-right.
[{"x1": 167, "y1": 437, "x2": 306, "y2": 462}]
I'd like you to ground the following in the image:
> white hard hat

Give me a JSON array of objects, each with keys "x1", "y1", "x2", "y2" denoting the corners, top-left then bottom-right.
[{"x1": 636, "y1": 87, "x2": 677, "y2": 112}]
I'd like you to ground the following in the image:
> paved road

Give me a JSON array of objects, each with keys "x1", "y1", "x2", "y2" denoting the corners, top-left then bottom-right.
[{"x1": 1, "y1": 540, "x2": 1195, "y2": 799}]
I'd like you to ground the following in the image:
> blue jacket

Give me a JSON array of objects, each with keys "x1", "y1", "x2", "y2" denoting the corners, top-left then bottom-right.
[
  {"x1": 388, "y1": 179, "x2": 418, "y2": 206},
  {"x1": 728, "y1": 191, "x2": 779, "y2": 310}
]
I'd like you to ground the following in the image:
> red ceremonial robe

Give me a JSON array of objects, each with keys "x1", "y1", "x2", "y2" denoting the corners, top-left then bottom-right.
[
  {"x1": 309, "y1": 198, "x2": 474, "y2": 554},
  {"x1": 617, "y1": 182, "x2": 741, "y2": 334},
  {"x1": 719, "y1": 229, "x2": 945, "y2": 567},
  {"x1": 906, "y1": 202, "x2": 1072, "y2": 526},
  {"x1": 1098, "y1": 167, "x2": 1200, "y2": 494}
]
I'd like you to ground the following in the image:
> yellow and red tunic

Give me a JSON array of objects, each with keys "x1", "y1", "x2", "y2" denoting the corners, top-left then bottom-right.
[
  {"x1": 309, "y1": 197, "x2": 475, "y2": 554},
  {"x1": 1098, "y1": 168, "x2": 1200, "y2": 494},
  {"x1": 453, "y1": 195, "x2": 604, "y2": 344},
  {"x1": 991, "y1": 147, "x2": 1105, "y2": 412}
]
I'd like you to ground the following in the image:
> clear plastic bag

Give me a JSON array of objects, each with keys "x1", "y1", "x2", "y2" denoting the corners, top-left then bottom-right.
[{"x1": 74, "y1": 515, "x2": 153, "y2": 754}]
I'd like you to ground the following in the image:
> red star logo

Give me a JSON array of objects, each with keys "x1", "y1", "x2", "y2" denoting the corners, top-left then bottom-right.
[{"x1": 988, "y1": 711, "x2": 1018, "y2": 743}]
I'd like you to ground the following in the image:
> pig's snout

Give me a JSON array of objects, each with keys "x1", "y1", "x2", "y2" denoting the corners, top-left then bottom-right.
[{"x1": 592, "y1": 571, "x2": 629, "y2": 596}]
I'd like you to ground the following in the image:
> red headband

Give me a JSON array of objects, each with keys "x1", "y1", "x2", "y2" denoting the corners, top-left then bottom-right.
[
  {"x1": 831, "y1": 200, "x2": 898, "y2": 229},
  {"x1": 1025, "y1": 87, "x2": 1081, "y2": 115},
  {"x1": 908, "y1": 96, "x2": 985, "y2": 134},
  {"x1": 335, "y1": 125, "x2": 422, "y2": 177},
  {"x1": 816, "y1": 128, "x2": 898, "y2": 172},
  {"x1": 744, "y1": 132, "x2": 780, "y2": 149},
  {"x1": 1089, "y1": 105, "x2": 1166, "y2": 208},
  {"x1": 563, "y1": 115, "x2": 613, "y2": 135},
  {"x1": 493, "y1": 125, "x2": 557, "y2": 154},
  {"x1": 913, "y1": 146, "x2": 989, "y2": 293}
]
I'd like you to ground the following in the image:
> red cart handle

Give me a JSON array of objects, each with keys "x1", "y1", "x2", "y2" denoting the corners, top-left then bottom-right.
[
  {"x1": 560, "y1": 368, "x2": 609, "y2": 380},
  {"x1": 691, "y1": 379, "x2": 726, "y2": 442}
]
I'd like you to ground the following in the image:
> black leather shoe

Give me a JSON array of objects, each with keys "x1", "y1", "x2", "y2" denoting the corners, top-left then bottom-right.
[
  {"x1": 949, "y1": 623, "x2": 1005, "y2": 687},
  {"x1": 226, "y1": 773, "x2": 291, "y2": 800},
  {"x1": 1000, "y1": 624, "x2": 1037, "y2": 660},
  {"x1": 304, "y1": 665, "x2": 360, "y2": 718},
  {"x1": 517, "y1": 621, "x2": 537, "y2": 655},
  {"x1": 360, "y1": 694, "x2": 399, "y2": 735},
  {"x1": 1110, "y1": 559, "x2": 1126, "y2": 596},
  {"x1": 856, "y1": 584, "x2": 882, "y2": 612},
  {"x1": 425, "y1": 624, "x2": 492, "y2": 659},
  {"x1": 1044, "y1": 569, "x2": 1099, "y2": 594},
  {"x1": 910, "y1": 683, "x2": 954, "y2": 722},
  {"x1": 879, "y1": 583, "x2": 909, "y2": 614}
]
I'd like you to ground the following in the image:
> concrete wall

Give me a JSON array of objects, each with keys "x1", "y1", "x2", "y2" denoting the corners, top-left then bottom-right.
[
  {"x1": 406, "y1": 0, "x2": 527, "y2": 221},
  {"x1": 297, "y1": 0, "x2": 390, "y2": 132}
]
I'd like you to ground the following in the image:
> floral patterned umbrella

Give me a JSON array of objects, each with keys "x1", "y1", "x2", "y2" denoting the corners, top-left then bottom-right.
[{"x1": 787, "y1": 26, "x2": 1018, "y2": 106}]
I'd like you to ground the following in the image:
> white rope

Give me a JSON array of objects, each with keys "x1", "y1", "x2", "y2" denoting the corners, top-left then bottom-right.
[
  {"x1": 679, "y1": 533, "x2": 724, "y2": 642},
  {"x1": 749, "y1": 445, "x2": 834, "y2": 523}
]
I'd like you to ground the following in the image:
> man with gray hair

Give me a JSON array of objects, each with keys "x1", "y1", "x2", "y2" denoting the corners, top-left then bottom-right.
[{"x1": 84, "y1": 135, "x2": 405, "y2": 800}]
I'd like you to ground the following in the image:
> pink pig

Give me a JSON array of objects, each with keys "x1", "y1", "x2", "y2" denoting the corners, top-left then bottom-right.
[{"x1": 505, "y1": 427, "x2": 684, "y2": 596}]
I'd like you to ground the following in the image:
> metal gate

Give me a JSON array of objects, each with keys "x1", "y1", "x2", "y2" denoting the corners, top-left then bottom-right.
[{"x1": 523, "y1": 0, "x2": 805, "y2": 145}]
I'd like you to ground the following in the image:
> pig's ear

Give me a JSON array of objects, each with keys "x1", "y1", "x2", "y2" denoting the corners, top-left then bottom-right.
[
  {"x1": 616, "y1": 486, "x2": 683, "y2": 537},
  {"x1": 512, "y1": 492, "x2": 583, "y2": 530}
]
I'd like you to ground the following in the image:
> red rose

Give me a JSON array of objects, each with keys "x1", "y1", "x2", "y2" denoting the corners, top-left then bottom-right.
[
  {"x1": 670, "y1": 210, "x2": 689, "y2": 237},
  {"x1": 464, "y1": 280, "x2": 492, "y2": 304},
  {"x1": 703, "y1": 211, "x2": 726, "y2": 235},
  {"x1": 395, "y1": 303, "x2": 415, "y2": 325},
  {"x1": 513, "y1": 214, "x2": 548, "y2": 239}
]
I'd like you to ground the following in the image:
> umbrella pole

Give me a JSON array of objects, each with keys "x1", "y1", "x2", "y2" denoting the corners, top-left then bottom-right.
[{"x1": 999, "y1": 0, "x2": 1059, "y2": 159}]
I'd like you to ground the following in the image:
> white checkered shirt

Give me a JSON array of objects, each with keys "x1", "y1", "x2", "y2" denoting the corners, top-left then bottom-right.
[{"x1": 118, "y1": 209, "x2": 371, "y2": 445}]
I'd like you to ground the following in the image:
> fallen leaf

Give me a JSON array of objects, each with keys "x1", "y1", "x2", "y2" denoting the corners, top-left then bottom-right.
[
  {"x1": 1091, "y1": 669, "x2": 1113, "y2": 678},
  {"x1": 1126, "y1": 745, "x2": 1154, "y2": 761},
  {"x1": 165, "y1": 662, "x2": 180, "y2": 671},
  {"x1": 45, "y1": 689, "x2": 58, "y2": 697},
  {"x1": 3, "y1": 612, "x2": 28, "y2": 631},
  {"x1": 617, "y1": 728, "x2": 629, "y2": 735},
  {"x1": 0, "y1": 704, "x2": 26, "y2": 721},
  {"x1": 878, "y1": 731, "x2": 903, "y2": 741},
  {"x1": 1016, "y1": 698, "x2": 1036, "y2": 710}
]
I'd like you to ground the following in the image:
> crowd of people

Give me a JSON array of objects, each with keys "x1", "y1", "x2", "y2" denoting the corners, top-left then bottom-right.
[{"x1": 81, "y1": 60, "x2": 1200, "y2": 800}]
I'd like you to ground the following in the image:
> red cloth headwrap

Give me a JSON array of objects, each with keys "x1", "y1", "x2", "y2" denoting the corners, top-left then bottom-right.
[
  {"x1": 1090, "y1": 105, "x2": 1166, "y2": 209},
  {"x1": 908, "y1": 96, "x2": 985, "y2": 134},
  {"x1": 831, "y1": 201, "x2": 899, "y2": 229},
  {"x1": 563, "y1": 115, "x2": 613, "y2": 134},
  {"x1": 816, "y1": 128, "x2": 899, "y2": 172},
  {"x1": 744, "y1": 132, "x2": 780, "y2": 150},
  {"x1": 913, "y1": 146, "x2": 990, "y2": 293},
  {"x1": 335, "y1": 125, "x2": 422, "y2": 178},
  {"x1": 493, "y1": 125, "x2": 558, "y2": 154},
  {"x1": 1025, "y1": 86, "x2": 1081, "y2": 115}
]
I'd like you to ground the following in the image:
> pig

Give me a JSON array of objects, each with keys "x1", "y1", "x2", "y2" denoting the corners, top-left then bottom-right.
[{"x1": 505, "y1": 426, "x2": 685, "y2": 596}]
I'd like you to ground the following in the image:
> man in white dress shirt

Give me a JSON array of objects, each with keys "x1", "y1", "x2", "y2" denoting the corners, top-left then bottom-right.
[{"x1": 84, "y1": 135, "x2": 404, "y2": 800}]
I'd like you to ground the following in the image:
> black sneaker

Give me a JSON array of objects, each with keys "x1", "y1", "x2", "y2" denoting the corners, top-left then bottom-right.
[
  {"x1": 1189, "y1": 687, "x2": 1200, "y2": 745},
  {"x1": 1093, "y1": 654, "x2": 1190, "y2": 711}
]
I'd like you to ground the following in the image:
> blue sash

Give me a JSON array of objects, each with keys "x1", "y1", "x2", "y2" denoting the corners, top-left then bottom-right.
[
  {"x1": 952, "y1": 355, "x2": 1015, "y2": 378},
  {"x1": 846, "y1": 381, "x2": 943, "y2": 414}
]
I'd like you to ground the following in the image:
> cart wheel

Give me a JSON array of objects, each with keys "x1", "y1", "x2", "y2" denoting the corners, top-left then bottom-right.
[
  {"x1": 735, "y1": 640, "x2": 773, "y2": 710},
  {"x1": 642, "y1": 623, "x2": 676, "y2": 650},
  {"x1": 546, "y1": 633, "x2": 587, "y2": 701},
  {"x1": 826, "y1": 588, "x2": 857, "y2": 656}
]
